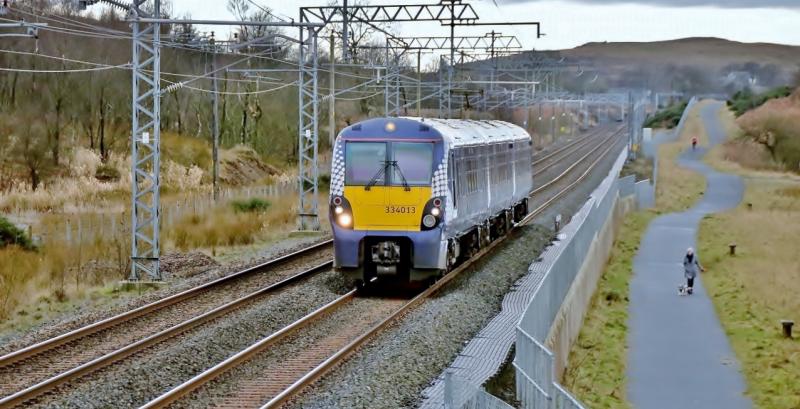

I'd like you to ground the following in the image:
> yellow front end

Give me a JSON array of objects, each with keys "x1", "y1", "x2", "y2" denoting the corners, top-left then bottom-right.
[{"x1": 344, "y1": 185, "x2": 432, "y2": 231}]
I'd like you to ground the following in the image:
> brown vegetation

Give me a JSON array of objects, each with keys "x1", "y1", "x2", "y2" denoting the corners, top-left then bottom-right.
[{"x1": 735, "y1": 88, "x2": 800, "y2": 172}]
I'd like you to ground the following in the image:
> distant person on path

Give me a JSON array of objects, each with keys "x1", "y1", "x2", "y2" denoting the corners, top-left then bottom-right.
[
  {"x1": 691, "y1": 136, "x2": 698, "y2": 151},
  {"x1": 682, "y1": 248, "x2": 705, "y2": 295}
]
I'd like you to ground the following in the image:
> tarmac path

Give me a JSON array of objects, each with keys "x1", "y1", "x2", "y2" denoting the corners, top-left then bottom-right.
[{"x1": 626, "y1": 101, "x2": 752, "y2": 409}]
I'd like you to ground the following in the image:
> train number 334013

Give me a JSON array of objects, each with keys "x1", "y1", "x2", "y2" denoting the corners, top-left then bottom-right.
[{"x1": 385, "y1": 205, "x2": 416, "y2": 214}]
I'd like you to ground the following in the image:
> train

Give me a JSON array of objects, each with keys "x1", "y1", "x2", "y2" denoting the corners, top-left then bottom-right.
[{"x1": 328, "y1": 117, "x2": 533, "y2": 286}]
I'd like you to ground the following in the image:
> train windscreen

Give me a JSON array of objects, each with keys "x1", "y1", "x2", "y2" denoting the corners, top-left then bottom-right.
[
  {"x1": 390, "y1": 142, "x2": 433, "y2": 186},
  {"x1": 345, "y1": 142, "x2": 386, "y2": 185}
]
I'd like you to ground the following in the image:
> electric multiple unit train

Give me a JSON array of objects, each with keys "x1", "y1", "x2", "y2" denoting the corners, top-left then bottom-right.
[{"x1": 329, "y1": 117, "x2": 533, "y2": 286}]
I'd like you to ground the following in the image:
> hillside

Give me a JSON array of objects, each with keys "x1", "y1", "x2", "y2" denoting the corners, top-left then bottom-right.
[
  {"x1": 554, "y1": 37, "x2": 800, "y2": 93},
  {"x1": 562, "y1": 37, "x2": 800, "y2": 69}
]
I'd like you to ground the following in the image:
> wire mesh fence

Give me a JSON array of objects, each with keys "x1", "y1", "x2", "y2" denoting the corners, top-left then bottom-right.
[
  {"x1": 444, "y1": 371, "x2": 515, "y2": 409},
  {"x1": 514, "y1": 148, "x2": 630, "y2": 409}
]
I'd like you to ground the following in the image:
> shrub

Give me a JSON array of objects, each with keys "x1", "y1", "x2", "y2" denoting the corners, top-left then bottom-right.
[
  {"x1": 644, "y1": 101, "x2": 688, "y2": 129},
  {"x1": 70, "y1": 148, "x2": 102, "y2": 178},
  {"x1": 95, "y1": 164, "x2": 121, "y2": 182},
  {"x1": 0, "y1": 215, "x2": 34, "y2": 250},
  {"x1": 727, "y1": 86, "x2": 793, "y2": 117},
  {"x1": 231, "y1": 198, "x2": 271, "y2": 213},
  {"x1": 318, "y1": 174, "x2": 331, "y2": 191}
]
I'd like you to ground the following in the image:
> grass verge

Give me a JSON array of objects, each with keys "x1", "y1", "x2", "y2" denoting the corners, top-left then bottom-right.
[
  {"x1": 561, "y1": 210, "x2": 656, "y2": 409},
  {"x1": 654, "y1": 100, "x2": 709, "y2": 213},
  {"x1": 698, "y1": 106, "x2": 800, "y2": 409},
  {"x1": 698, "y1": 179, "x2": 800, "y2": 409}
]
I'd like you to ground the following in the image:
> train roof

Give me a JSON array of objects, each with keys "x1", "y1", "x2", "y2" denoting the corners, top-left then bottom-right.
[{"x1": 337, "y1": 117, "x2": 530, "y2": 148}]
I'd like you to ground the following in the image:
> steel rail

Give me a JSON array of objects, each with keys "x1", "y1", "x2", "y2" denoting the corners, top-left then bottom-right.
[
  {"x1": 0, "y1": 260, "x2": 335, "y2": 408},
  {"x1": 531, "y1": 127, "x2": 624, "y2": 197},
  {"x1": 532, "y1": 124, "x2": 623, "y2": 169},
  {"x1": 140, "y1": 126, "x2": 626, "y2": 409},
  {"x1": 0, "y1": 240, "x2": 333, "y2": 369},
  {"x1": 534, "y1": 133, "x2": 601, "y2": 175},
  {"x1": 1, "y1": 125, "x2": 622, "y2": 408},
  {"x1": 260, "y1": 128, "x2": 625, "y2": 409}
]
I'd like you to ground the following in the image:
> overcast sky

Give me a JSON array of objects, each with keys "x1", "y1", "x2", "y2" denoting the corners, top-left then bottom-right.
[{"x1": 170, "y1": 0, "x2": 800, "y2": 51}]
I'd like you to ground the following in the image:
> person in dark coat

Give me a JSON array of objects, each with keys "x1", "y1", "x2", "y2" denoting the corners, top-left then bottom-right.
[{"x1": 683, "y1": 247, "x2": 704, "y2": 294}]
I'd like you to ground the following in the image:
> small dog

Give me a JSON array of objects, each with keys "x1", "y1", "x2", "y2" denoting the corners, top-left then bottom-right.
[{"x1": 678, "y1": 285, "x2": 693, "y2": 295}]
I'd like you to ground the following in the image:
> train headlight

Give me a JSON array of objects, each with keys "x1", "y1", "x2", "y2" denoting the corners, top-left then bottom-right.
[
  {"x1": 337, "y1": 213, "x2": 352, "y2": 227},
  {"x1": 430, "y1": 207, "x2": 441, "y2": 217},
  {"x1": 334, "y1": 206, "x2": 344, "y2": 215},
  {"x1": 422, "y1": 214, "x2": 437, "y2": 228}
]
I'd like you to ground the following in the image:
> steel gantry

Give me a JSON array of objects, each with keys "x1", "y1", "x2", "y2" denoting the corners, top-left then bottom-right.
[
  {"x1": 295, "y1": 0, "x2": 484, "y2": 228},
  {"x1": 296, "y1": 25, "x2": 321, "y2": 230},
  {"x1": 129, "y1": 1, "x2": 162, "y2": 281},
  {"x1": 80, "y1": 0, "x2": 323, "y2": 279}
]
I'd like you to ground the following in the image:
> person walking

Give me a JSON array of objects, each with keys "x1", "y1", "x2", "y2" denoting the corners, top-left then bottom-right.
[
  {"x1": 691, "y1": 136, "x2": 698, "y2": 151},
  {"x1": 683, "y1": 247, "x2": 704, "y2": 294}
]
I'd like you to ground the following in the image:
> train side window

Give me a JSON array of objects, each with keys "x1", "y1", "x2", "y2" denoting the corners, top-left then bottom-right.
[{"x1": 449, "y1": 150, "x2": 457, "y2": 207}]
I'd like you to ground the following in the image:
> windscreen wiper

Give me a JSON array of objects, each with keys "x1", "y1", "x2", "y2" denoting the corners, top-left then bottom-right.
[
  {"x1": 389, "y1": 160, "x2": 411, "y2": 191},
  {"x1": 364, "y1": 162, "x2": 388, "y2": 191}
]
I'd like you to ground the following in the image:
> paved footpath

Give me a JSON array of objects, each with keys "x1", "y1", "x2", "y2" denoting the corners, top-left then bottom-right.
[{"x1": 627, "y1": 101, "x2": 752, "y2": 409}]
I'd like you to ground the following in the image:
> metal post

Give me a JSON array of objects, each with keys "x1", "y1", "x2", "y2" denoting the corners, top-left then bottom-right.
[
  {"x1": 297, "y1": 28, "x2": 320, "y2": 230},
  {"x1": 448, "y1": 0, "x2": 454, "y2": 117},
  {"x1": 443, "y1": 370, "x2": 454, "y2": 409},
  {"x1": 129, "y1": 1, "x2": 162, "y2": 281},
  {"x1": 329, "y1": 33, "x2": 336, "y2": 146},
  {"x1": 417, "y1": 50, "x2": 422, "y2": 116},
  {"x1": 342, "y1": 0, "x2": 349, "y2": 62},
  {"x1": 211, "y1": 34, "x2": 220, "y2": 202},
  {"x1": 384, "y1": 39, "x2": 390, "y2": 116},
  {"x1": 438, "y1": 56, "x2": 447, "y2": 118}
]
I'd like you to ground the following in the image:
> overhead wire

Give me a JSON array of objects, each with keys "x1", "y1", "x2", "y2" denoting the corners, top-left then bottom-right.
[{"x1": 3, "y1": 4, "x2": 438, "y2": 100}]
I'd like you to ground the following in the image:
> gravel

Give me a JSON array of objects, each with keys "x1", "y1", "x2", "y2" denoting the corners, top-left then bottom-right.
[
  {"x1": 173, "y1": 296, "x2": 405, "y2": 409},
  {"x1": 6, "y1": 127, "x2": 625, "y2": 409},
  {"x1": 283, "y1": 134, "x2": 628, "y2": 409},
  {"x1": 285, "y1": 223, "x2": 553, "y2": 409},
  {"x1": 36, "y1": 269, "x2": 351, "y2": 409},
  {"x1": 0, "y1": 234, "x2": 330, "y2": 357}
]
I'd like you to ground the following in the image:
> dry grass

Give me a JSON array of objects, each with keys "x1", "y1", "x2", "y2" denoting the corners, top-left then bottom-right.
[
  {"x1": 735, "y1": 89, "x2": 800, "y2": 173},
  {"x1": 0, "y1": 150, "x2": 130, "y2": 212},
  {"x1": 707, "y1": 107, "x2": 795, "y2": 176},
  {"x1": 698, "y1": 179, "x2": 800, "y2": 409},
  {"x1": 0, "y1": 232, "x2": 131, "y2": 325},
  {"x1": 654, "y1": 101, "x2": 709, "y2": 213},
  {"x1": 165, "y1": 193, "x2": 325, "y2": 254}
]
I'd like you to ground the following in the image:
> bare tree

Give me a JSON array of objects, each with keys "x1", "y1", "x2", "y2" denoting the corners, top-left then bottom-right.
[
  {"x1": 226, "y1": 0, "x2": 287, "y2": 56},
  {"x1": 326, "y1": 0, "x2": 390, "y2": 63},
  {"x1": 13, "y1": 120, "x2": 50, "y2": 191}
]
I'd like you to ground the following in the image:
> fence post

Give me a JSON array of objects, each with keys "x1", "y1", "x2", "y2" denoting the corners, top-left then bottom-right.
[
  {"x1": 444, "y1": 370, "x2": 454, "y2": 409},
  {"x1": 66, "y1": 219, "x2": 72, "y2": 244}
]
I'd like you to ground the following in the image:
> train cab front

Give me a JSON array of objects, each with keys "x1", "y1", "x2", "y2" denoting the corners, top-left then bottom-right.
[{"x1": 328, "y1": 118, "x2": 447, "y2": 286}]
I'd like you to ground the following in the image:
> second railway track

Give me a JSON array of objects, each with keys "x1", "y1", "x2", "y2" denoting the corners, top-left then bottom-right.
[
  {"x1": 138, "y1": 126, "x2": 627, "y2": 409},
  {"x1": 0, "y1": 124, "x2": 625, "y2": 409},
  {"x1": 0, "y1": 243, "x2": 334, "y2": 407}
]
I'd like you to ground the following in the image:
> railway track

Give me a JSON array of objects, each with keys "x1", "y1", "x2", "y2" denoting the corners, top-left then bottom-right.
[
  {"x1": 532, "y1": 124, "x2": 619, "y2": 170},
  {"x1": 0, "y1": 124, "x2": 625, "y2": 409},
  {"x1": 0, "y1": 243, "x2": 333, "y2": 407},
  {"x1": 137, "y1": 126, "x2": 627, "y2": 409}
]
